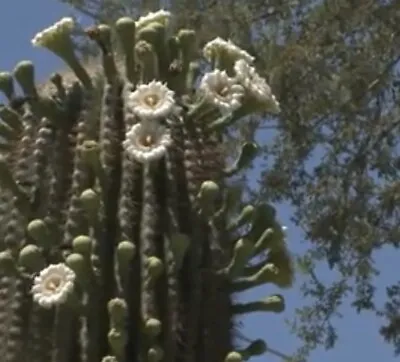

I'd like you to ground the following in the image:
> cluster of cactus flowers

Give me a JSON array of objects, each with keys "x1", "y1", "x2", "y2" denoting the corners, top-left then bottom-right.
[{"x1": 0, "y1": 9, "x2": 292, "y2": 362}]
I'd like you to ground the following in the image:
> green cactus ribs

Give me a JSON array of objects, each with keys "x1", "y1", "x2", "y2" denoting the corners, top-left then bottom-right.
[{"x1": 0, "y1": 9, "x2": 291, "y2": 362}]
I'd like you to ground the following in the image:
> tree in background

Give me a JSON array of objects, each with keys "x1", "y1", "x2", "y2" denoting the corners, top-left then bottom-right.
[{"x1": 58, "y1": 0, "x2": 400, "y2": 359}]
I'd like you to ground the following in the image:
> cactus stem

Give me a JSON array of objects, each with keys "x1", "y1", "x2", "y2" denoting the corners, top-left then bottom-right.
[
  {"x1": 115, "y1": 17, "x2": 136, "y2": 84},
  {"x1": 66, "y1": 55, "x2": 93, "y2": 90},
  {"x1": 0, "y1": 105, "x2": 23, "y2": 133},
  {"x1": 0, "y1": 71, "x2": 14, "y2": 100},
  {"x1": 80, "y1": 140, "x2": 107, "y2": 194},
  {"x1": 227, "y1": 205, "x2": 255, "y2": 232},
  {"x1": 169, "y1": 233, "x2": 189, "y2": 271},
  {"x1": 135, "y1": 40, "x2": 159, "y2": 83},
  {"x1": 230, "y1": 263, "x2": 280, "y2": 292},
  {"x1": 147, "y1": 256, "x2": 164, "y2": 284},
  {"x1": 86, "y1": 25, "x2": 118, "y2": 84},
  {"x1": 0, "y1": 118, "x2": 18, "y2": 142},
  {"x1": 207, "y1": 112, "x2": 234, "y2": 131},
  {"x1": 196, "y1": 180, "x2": 220, "y2": 216},
  {"x1": 13, "y1": 60, "x2": 38, "y2": 98},
  {"x1": 223, "y1": 142, "x2": 258, "y2": 176},
  {"x1": 219, "y1": 238, "x2": 253, "y2": 279},
  {"x1": 237, "y1": 339, "x2": 267, "y2": 360},
  {"x1": 148, "y1": 346, "x2": 164, "y2": 362},
  {"x1": 231, "y1": 294, "x2": 285, "y2": 314},
  {"x1": 252, "y1": 228, "x2": 274, "y2": 256},
  {"x1": 0, "y1": 156, "x2": 30, "y2": 215},
  {"x1": 50, "y1": 73, "x2": 67, "y2": 99}
]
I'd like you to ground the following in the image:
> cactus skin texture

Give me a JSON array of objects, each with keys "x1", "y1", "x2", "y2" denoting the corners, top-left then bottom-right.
[{"x1": 0, "y1": 11, "x2": 293, "y2": 362}]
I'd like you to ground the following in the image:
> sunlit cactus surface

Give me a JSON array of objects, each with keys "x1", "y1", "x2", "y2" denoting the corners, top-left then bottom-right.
[{"x1": 0, "y1": 9, "x2": 292, "y2": 362}]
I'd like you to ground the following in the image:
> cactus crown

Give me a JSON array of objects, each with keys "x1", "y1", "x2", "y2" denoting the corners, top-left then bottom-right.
[{"x1": 0, "y1": 9, "x2": 292, "y2": 362}]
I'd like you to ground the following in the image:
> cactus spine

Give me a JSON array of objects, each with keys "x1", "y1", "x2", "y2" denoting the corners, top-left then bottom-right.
[{"x1": 0, "y1": 10, "x2": 292, "y2": 362}]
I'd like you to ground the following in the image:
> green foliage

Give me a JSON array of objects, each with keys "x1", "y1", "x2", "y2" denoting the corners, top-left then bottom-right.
[{"x1": 0, "y1": 11, "x2": 293, "y2": 362}]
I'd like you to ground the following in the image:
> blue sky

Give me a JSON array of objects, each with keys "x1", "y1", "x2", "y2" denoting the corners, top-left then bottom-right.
[{"x1": 0, "y1": 1, "x2": 398, "y2": 361}]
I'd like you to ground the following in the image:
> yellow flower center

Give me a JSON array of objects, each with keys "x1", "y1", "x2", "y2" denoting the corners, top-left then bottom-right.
[
  {"x1": 144, "y1": 94, "x2": 159, "y2": 108},
  {"x1": 141, "y1": 134, "x2": 154, "y2": 147},
  {"x1": 219, "y1": 86, "x2": 229, "y2": 96},
  {"x1": 45, "y1": 277, "x2": 62, "y2": 292},
  {"x1": 215, "y1": 84, "x2": 230, "y2": 101}
]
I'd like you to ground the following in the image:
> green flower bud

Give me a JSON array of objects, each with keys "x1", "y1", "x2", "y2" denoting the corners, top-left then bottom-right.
[
  {"x1": 80, "y1": 189, "x2": 100, "y2": 220},
  {"x1": 108, "y1": 328, "x2": 127, "y2": 356},
  {"x1": 80, "y1": 140, "x2": 100, "y2": 166},
  {"x1": 197, "y1": 181, "x2": 220, "y2": 214},
  {"x1": 18, "y1": 244, "x2": 45, "y2": 272},
  {"x1": 116, "y1": 241, "x2": 136, "y2": 266},
  {"x1": 148, "y1": 346, "x2": 164, "y2": 362},
  {"x1": 135, "y1": 40, "x2": 158, "y2": 81},
  {"x1": 85, "y1": 25, "x2": 116, "y2": 81},
  {"x1": 241, "y1": 205, "x2": 255, "y2": 220},
  {"x1": 115, "y1": 17, "x2": 136, "y2": 39},
  {"x1": 225, "y1": 352, "x2": 243, "y2": 362},
  {"x1": 13, "y1": 61, "x2": 37, "y2": 97},
  {"x1": 72, "y1": 235, "x2": 92, "y2": 256},
  {"x1": 108, "y1": 298, "x2": 128, "y2": 327},
  {"x1": 27, "y1": 219, "x2": 50, "y2": 246},
  {"x1": 240, "y1": 339, "x2": 267, "y2": 359},
  {"x1": 144, "y1": 318, "x2": 162, "y2": 338},
  {"x1": 177, "y1": 29, "x2": 196, "y2": 58},
  {"x1": 238, "y1": 142, "x2": 258, "y2": 168},
  {"x1": 177, "y1": 29, "x2": 196, "y2": 46},
  {"x1": 101, "y1": 356, "x2": 117, "y2": 362},
  {"x1": 49, "y1": 72, "x2": 65, "y2": 97},
  {"x1": 0, "y1": 250, "x2": 15, "y2": 271},
  {"x1": 224, "y1": 238, "x2": 253, "y2": 279},
  {"x1": 65, "y1": 253, "x2": 86, "y2": 278},
  {"x1": 135, "y1": 40, "x2": 154, "y2": 62},
  {"x1": 147, "y1": 257, "x2": 163, "y2": 280},
  {"x1": 224, "y1": 142, "x2": 259, "y2": 176},
  {"x1": 137, "y1": 22, "x2": 164, "y2": 45},
  {"x1": 198, "y1": 180, "x2": 220, "y2": 201},
  {"x1": 115, "y1": 17, "x2": 136, "y2": 83},
  {"x1": 0, "y1": 72, "x2": 14, "y2": 99},
  {"x1": 97, "y1": 25, "x2": 112, "y2": 48}
]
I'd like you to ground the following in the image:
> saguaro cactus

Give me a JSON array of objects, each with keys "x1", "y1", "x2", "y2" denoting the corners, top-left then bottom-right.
[{"x1": 0, "y1": 10, "x2": 293, "y2": 362}]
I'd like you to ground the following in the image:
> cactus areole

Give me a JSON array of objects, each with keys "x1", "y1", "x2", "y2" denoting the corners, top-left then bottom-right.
[{"x1": 0, "y1": 10, "x2": 292, "y2": 362}]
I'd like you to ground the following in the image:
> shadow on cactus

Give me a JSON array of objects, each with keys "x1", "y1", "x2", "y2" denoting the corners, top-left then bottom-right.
[{"x1": 0, "y1": 9, "x2": 293, "y2": 362}]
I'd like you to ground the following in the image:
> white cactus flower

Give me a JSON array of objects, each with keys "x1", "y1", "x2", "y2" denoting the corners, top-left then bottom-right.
[
  {"x1": 199, "y1": 69, "x2": 244, "y2": 113},
  {"x1": 203, "y1": 37, "x2": 255, "y2": 64},
  {"x1": 234, "y1": 59, "x2": 281, "y2": 113},
  {"x1": 123, "y1": 123, "x2": 172, "y2": 163},
  {"x1": 135, "y1": 10, "x2": 171, "y2": 30},
  {"x1": 31, "y1": 17, "x2": 75, "y2": 48},
  {"x1": 128, "y1": 81, "x2": 176, "y2": 120},
  {"x1": 31, "y1": 263, "x2": 76, "y2": 308}
]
